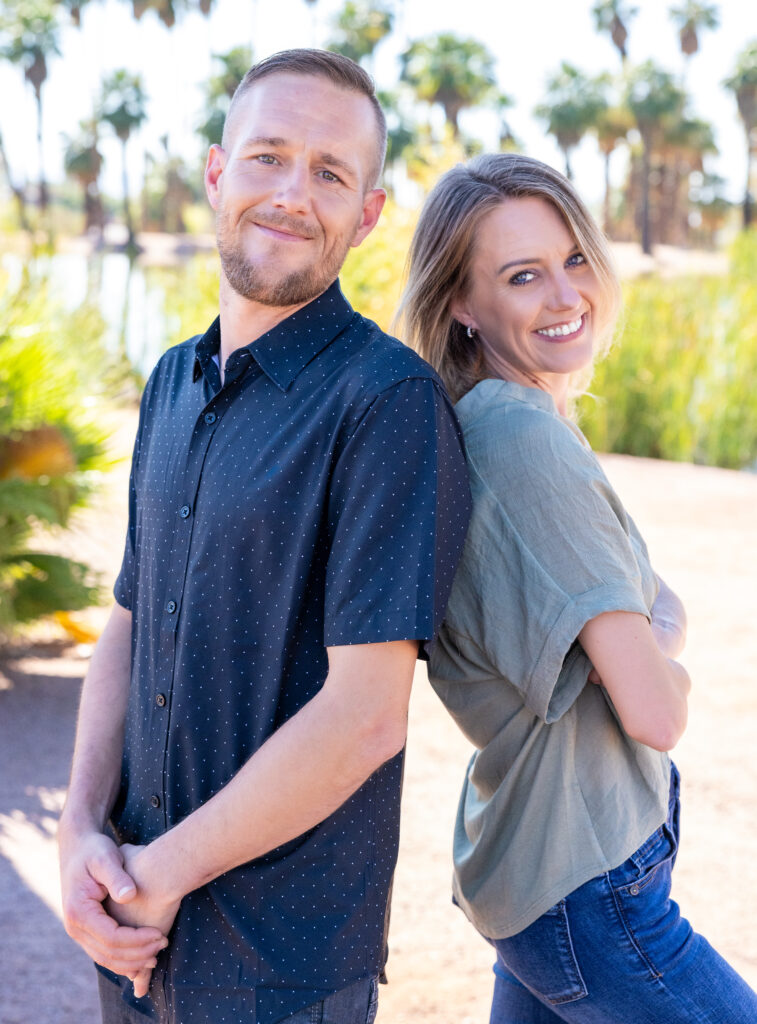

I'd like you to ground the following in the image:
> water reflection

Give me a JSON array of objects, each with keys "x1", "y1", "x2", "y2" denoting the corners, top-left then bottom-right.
[{"x1": 1, "y1": 249, "x2": 189, "y2": 378}]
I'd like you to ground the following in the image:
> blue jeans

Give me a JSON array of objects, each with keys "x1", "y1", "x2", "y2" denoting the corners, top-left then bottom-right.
[
  {"x1": 98, "y1": 971, "x2": 379, "y2": 1024},
  {"x1": 487, "y1": 765, "x2": 757, "y2": 1023}
]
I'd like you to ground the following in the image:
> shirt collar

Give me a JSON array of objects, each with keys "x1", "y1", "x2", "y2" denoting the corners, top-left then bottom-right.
[{"x1": 193, "y1": 280, "x2": 355, "y2": 392}]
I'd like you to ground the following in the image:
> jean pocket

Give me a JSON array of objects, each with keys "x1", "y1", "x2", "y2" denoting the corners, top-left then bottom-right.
[
  {"x1": 609, "y1": 823, "x2": 682, "y2": 977},
  {"x1": 365, "y1": 977, "x2": 379, "y2": 1024},
  {"x1": 492, "y1": 900, "x2": 588, "y2": 1006}
]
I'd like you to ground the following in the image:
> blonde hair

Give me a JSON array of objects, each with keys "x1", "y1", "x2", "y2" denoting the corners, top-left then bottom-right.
[{"x1": 397, "y1": 153, "x2": 622, "y2": 404}]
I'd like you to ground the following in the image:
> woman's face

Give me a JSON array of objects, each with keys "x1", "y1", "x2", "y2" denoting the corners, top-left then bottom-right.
[{"x1": 452, "y1": 196, "x2": 602, "y2": 402}]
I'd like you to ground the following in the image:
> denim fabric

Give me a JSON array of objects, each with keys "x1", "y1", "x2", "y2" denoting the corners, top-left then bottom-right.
[
  {"x1": 98, "y1": 972, "x2": 378, "y2": 1024},
  {"x1": 487, "y1": 765, "x2": 757, "y2": 1023},
  {"x1": 282, "y1": 976, "x2": 378, "y2": 1024}
]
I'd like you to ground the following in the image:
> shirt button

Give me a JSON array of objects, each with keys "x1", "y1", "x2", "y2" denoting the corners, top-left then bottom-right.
[
  {"x1": 179, "y1": 504, "x2": 191, "y2": 519},
  {"x1": 204, "y1": 412, "x2": 217, "y2": 425},
  {"x1": 150, "y1": 794, "x2": 161, "y2": 809},
  {"x1": 155, "y1": 693, "x2": 166, "y2": 708},
  {"x1": 166, "y1": 600, "x2": 177, "y2": 614}
]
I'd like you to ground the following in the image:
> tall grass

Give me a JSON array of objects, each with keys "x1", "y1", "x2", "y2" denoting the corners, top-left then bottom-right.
[{"x1": 578, "y1": 231, "x2": 757, "y2": 468}]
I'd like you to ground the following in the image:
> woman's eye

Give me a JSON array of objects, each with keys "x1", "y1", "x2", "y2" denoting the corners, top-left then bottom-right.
[
  {"x1": 510, "y1": 270, "x2": 536, "y2": 286},
  {"x1": 567, "y1": 252, "x2": 586, "y2": 267}
]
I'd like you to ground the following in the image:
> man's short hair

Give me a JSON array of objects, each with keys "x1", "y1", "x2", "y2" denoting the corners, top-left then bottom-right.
[{"x1": 223, "y1": 48, "x2": 388, "y2": 190}]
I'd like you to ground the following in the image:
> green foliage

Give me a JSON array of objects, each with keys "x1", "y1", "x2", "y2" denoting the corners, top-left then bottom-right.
[
  {"x1": 0, "y1": 271, "x2": 113, "y2": 633},
  {"x1": 578, "y1": 231, "x2": 757, "y2": 468},
  {"x1": 341, "y1": 201, "x2": 416, "y2": 332},
  {"x1": 400, "y1": 33, "x2": 497, "y2": 138},
  {"x1": 327, "y1": 1, "x2": 392, "y2": 66}
]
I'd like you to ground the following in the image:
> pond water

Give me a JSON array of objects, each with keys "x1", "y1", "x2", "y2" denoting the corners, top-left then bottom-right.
[{"x1": 2, "y1": 249, "x2": 200, "y2": 379}]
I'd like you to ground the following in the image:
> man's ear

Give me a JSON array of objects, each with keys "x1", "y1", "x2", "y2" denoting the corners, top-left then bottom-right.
[
  {"x1": 204, "y1": 145, "x2": 226, "y2": 211},
  {"x1": 350, "y1": 188, "x2": 387, "y2": 249}
]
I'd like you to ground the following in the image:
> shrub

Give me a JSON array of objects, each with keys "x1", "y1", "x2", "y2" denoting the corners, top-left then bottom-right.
[
  {"x1": 578, "y1": 231, "x2": 757, "y2": 468},
  {"x1": 0, "y1": 271, "x2": 112, "y2": 635}
]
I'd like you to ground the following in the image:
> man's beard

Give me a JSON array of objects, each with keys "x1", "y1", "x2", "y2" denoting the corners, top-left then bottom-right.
[{"x1": 216, "y1": 209, "x2": 355, "y2": 307}]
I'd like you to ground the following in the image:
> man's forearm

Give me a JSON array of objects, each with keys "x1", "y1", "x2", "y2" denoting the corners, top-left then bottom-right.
[
  {"x1": 135, "y1": 640, "x2": 417, "y2": 907},
  {"x1": 61, "y1": 602, "x2": 132, "y2": 832}
]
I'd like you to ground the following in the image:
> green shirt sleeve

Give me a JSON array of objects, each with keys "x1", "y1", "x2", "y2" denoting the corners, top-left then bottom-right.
[{"x1": 446, "y1": 395, "x2": 653, "y2": 724}]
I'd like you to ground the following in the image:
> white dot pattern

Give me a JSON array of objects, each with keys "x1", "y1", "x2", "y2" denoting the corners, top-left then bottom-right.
[{"x1": 107, "y1": 280, "x2": 471, "y2": 1023}]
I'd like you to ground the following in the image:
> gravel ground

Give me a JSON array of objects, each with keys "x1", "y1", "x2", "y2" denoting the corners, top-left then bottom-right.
[{"x1": 1, "y1": 440, "x2": 756, "y2": 1023}]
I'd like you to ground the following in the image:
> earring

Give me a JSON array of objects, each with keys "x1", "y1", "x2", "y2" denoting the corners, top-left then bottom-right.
[{"x1": 466, "y1": 325, "x2": 476, "y2": 339}]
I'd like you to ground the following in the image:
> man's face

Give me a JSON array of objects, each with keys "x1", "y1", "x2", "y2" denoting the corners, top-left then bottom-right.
[{"x1": 205, "y1": 73, "x2": 385, "y2": 308}]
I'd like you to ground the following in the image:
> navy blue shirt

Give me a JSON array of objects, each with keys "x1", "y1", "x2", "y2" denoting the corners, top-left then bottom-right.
[{"x1": 108, "y1": 281, "x2": 470, "y2": 1023}]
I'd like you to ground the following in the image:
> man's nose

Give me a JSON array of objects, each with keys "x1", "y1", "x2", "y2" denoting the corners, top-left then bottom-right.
[{"x1": 271, "y1": 161, "x2": 312, "y2": 215}]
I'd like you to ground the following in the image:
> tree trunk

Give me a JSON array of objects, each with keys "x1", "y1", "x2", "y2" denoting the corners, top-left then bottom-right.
[
  {"x1": 35, "y1": 90, "x2": 48, "y2": 211},
  {"x1": 121, "y1": 138, "x2": 136, "y2": 250},
  {"x1": 0, "y1": 129, "x2": 31, "y2": 232},
  {"x1": 744, "y1": 131, "x2": 753, "y2": 229},
  {"x1": 640, "y1": 140, "x2": 652, "y2": 255},
  {"x1": 603, "y1": 150, "x2": 612, "y2": 235}
]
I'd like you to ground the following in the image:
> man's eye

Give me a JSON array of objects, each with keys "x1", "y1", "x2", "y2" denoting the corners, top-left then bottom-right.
[
  {"x1": 256, "y1": 154, "x2": 277, "y2": 164},
  {"x1": 320, "y1": 169, "x2": 341, "y2": 183}
]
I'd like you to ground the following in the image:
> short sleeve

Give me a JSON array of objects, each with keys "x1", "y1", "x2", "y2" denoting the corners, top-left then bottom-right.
[
  {"x1": 323, "y1": 377, "x2": 470, "y2": 654},
  {"x1": 449, "y1": 406, "x2": 650, "y2": 722},
  {"x1": 113, "y1": 371, "x2": 154, "y2": 611}
]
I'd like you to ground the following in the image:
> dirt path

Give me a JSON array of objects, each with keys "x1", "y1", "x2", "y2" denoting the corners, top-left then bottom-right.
[{"x1": 1, "y1": 442, "x2": 756, "y2": 1023}]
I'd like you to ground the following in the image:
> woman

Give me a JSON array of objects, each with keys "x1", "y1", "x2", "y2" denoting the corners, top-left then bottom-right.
[{"x1": 399, "y1": 153, "x2": 757, "y2": 1023}]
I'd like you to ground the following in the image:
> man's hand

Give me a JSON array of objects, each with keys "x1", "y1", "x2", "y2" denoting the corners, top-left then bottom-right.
[
  {"x1": 105, "y1": 843, "x2": 182, "y2": 998},
  {"x1": 59, "y1": 827, "x2": 169, "y2": 980}
]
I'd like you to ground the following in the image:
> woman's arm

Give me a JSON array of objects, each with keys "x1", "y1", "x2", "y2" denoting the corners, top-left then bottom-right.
[
  {"x1": 650, "y1": 575, "x2": 687, "y2": 659},
  {"x1": 579, "y1": 611, "x2": 691, "y2": 752}
]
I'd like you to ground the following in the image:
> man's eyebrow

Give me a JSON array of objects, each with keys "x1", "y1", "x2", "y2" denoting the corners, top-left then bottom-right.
[
  {"x1": 318, "y1": 151, "x2": 358, "y2": 178},
  {"x1": 238, "y1": 135, "x2": 288, "y2": 149}
]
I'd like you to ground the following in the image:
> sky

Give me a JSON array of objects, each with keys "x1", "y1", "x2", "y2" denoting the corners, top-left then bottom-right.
[{"x1": 0, "y1": 0, "x2": 752, "y2": 213}]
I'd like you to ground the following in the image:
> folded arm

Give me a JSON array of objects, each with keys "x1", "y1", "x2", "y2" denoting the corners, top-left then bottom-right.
[{"x1": 579, "y1": 610, "x2": 690, "y2": 752}]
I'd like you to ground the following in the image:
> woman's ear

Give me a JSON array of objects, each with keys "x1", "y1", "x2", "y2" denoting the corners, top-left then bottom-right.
[{"x1": 450, "y1": 295, "x2": 474, "y2": 333}]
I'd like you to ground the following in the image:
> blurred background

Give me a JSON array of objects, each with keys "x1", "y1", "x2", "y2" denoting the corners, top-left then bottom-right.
[
  {"x1": 4, "y1": 0, "x2": 757, "y2": 638},
  {"x1": 1, "y1": 5, "x2": 757, "y2": 1021}
]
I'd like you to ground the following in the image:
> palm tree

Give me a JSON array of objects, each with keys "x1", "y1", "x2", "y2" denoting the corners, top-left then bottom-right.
[
  {"x1": 724, "y1": 41, "x2": 757, "y2": 228},
  {"x1": 534, "y1": 64, "x2": 608, "y2": 180},
  {"x1": 197, "y1": 45, "x2": 252, "y2": 148},
  {"x1": 0, "y1": 0, "x2": 61, "y2": 210},
  {"x1": 625, "y1": 61, "x2": 686, "y2": 253},
  {"x1": 591, "y1": 0, "x2": 638, "y2": 66},
  {"x1": 327, "y1": 2, "x2": 392, "y2": 69},
  {"x1": 0, "y1": 127, "x2": 30, "y2": 230},
  {"x1": 63, "y1": 118, "x2": 104, "y2": 236},
  {"x1": 593, "y1": 104, "x2": 634, "y2": 235},
  {"x1": 400, "y1": 33, "x2": 497, "y2": 139},
  {"x1": 669, "y1": 2, "x2": 719, "y2": 62},
  {"x1": 57, "y1": 0, "x2": 93, "y2": 27},
  {"x1": 128, "y1": 0, "x2": 216, "y2": 27},
  {"x1": 99, "y1": 69, "x2": 148, "y2": 250},
  {"x1": 375, "y1": 88, "x2": 416, "y2": 191},
  {"x1": 657, "y1": 115, "x2": 717, "y2": 244}
]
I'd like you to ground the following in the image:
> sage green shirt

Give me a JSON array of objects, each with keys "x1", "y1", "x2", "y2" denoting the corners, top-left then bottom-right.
[{"x1": 430, "y1": 379, "x2": 670, "y2": 939}]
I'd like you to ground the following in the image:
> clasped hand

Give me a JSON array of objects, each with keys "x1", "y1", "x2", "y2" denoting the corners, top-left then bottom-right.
[{"x1": 59, "y1": 830, "x2": 179, "y2": 999}]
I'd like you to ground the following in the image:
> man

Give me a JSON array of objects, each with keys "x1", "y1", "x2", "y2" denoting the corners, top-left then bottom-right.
[{"x1": 58, "y1": 49, "x2": 470, "y2": 1024}]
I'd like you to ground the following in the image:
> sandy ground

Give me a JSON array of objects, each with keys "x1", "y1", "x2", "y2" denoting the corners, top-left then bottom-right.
[{"x1": 1, "y1": 413, "x2": 756, "y2": 1024}]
